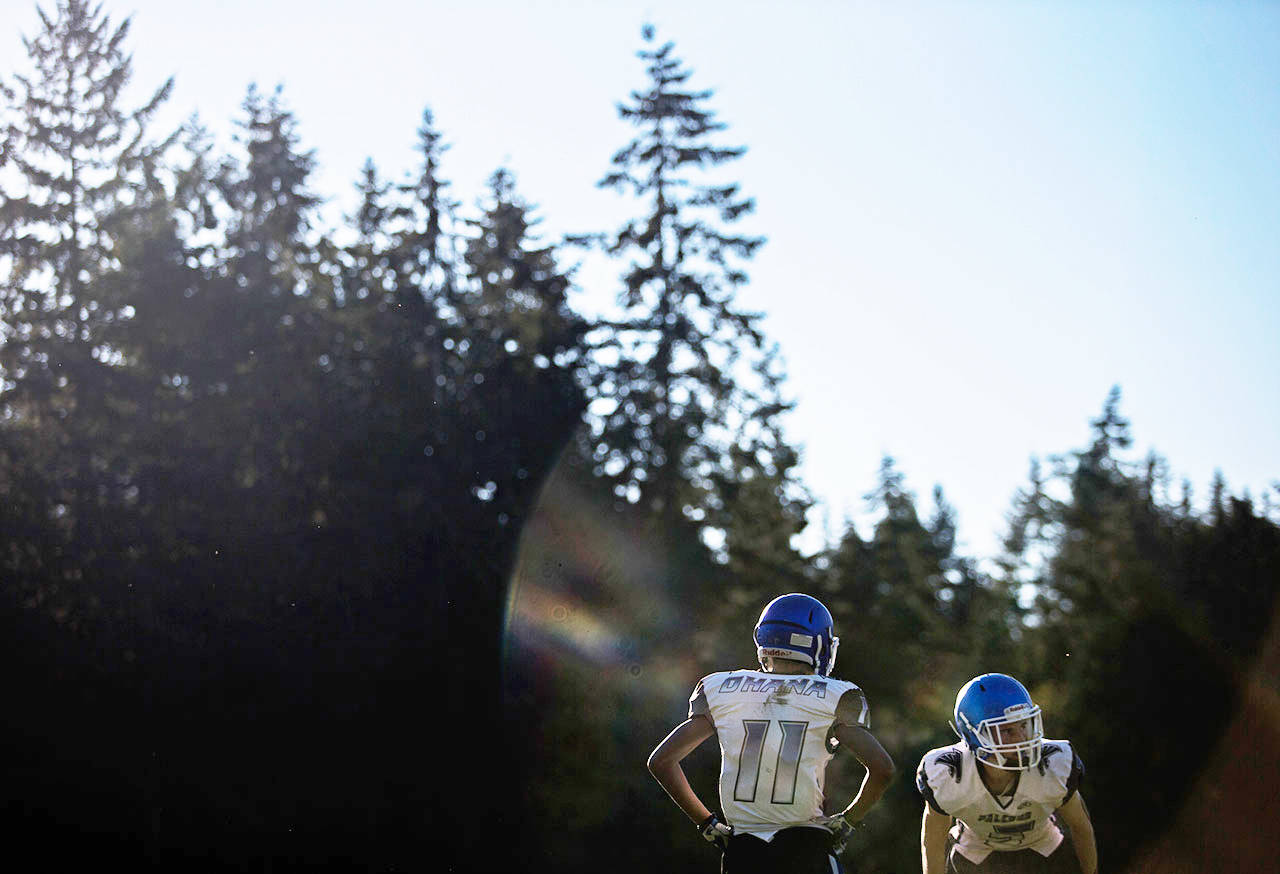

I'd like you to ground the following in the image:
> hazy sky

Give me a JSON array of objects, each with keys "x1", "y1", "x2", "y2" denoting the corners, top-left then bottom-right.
[{"x1": 4, "y1": 0, "x2": 1277, "y2": 560}]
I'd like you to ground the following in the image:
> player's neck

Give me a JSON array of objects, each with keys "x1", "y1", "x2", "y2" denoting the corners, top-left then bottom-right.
[
  {"x1": 976, "y1": 760, "x2": 1019, "y2": 794},
  {"x1": 762, "y1": 657, "x2": 816, "y2": 675}
]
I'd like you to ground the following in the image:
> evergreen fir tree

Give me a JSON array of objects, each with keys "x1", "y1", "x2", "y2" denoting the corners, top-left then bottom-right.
[
  {"x1": 579, "y1": 25, "x2": 790, "y2": 542},
  {"x1": 393, "y1": 107, "x2": 459, "y2": 309},
  {"x1": 459, "y1": 166, "x2": 587, "y2": 535},
  {"x1": 997, "y1": 389, "x2": 1280, "y2": 873},
  {"x1": 195, "y1": 84, "x2": 342, "y2": 600},
  {"x1": 0, "y1": 0, "x2": 174, "y2": 410},
  {"x1": 463, "y1": 167, "x2": 583, "y2": 370},
  {"x1": 0, "y1": 0, "x2": 175, "y2": 619}
]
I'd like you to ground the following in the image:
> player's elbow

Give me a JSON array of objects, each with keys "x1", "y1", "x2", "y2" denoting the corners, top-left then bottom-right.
[{"x1": 647, "y1": 747, "x2": 672, "y2": 775}]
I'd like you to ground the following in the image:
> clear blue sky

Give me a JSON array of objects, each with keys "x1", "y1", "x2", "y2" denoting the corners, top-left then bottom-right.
[{"x1": 4, "y1": 0, "x2": 1277, "y2": 560}]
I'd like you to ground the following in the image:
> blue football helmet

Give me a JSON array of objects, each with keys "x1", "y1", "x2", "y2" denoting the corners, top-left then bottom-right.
[
  {"x1": 753, "y1": 593, "x2": 839, "y2": 676},
  {"x1": 951, "y1": 673, "x2": 1043, "y2": 771}
]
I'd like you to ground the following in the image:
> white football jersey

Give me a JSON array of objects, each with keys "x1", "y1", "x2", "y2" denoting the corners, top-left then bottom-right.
[
  {"x1": 915, "y1": 740, "x2": 1084, "y2": 864},
  {"x1": 689, "y1": 669, "x2": 868, "y2": 840}
]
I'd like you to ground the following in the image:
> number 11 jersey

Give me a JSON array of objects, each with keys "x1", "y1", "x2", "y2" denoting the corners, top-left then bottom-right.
[{"x1": 689, "y1": 669, "x2": 868, "y2": 840}]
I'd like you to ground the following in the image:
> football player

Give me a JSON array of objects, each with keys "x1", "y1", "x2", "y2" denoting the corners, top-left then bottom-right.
[
  {"x1": 916, "y1": 673, "x2": 1099, "y2": 873},
  {"x1": 647, "y1": 593, "x2": 895, "y2": 873}
]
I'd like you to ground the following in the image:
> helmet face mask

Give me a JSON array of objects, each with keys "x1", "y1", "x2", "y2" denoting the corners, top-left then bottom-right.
[
  {"x1": 952, "y1": 674, "x2": 1044, "y2": 771},
  {"x1": 958, "y1": 703, "x2": 1044, "y2": 770},
  {"x1": 753, "y1": 593, "x2": 840, "y2": 676}
]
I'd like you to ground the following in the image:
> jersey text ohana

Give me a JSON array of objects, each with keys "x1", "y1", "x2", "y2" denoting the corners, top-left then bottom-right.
[{"x1": 717, "y1": 676, "x2": 829, "y2": 698}]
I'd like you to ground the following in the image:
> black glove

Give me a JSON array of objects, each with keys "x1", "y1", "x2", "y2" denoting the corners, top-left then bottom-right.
[
  {"x1": 828, "y1": 815, "x2": 859, "y2": 855},
  {"x1": 698, "y1": 813, "x2": 734, "y2": 851}
]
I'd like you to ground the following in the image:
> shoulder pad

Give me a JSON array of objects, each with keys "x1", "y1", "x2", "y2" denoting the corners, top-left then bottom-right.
[
  {"x1": 916, "y1": 745, "x2": 968, "y2": 815},
  {"x1": 1036, "y1": 740, "x2": 1075, "y2": 780},
  {"x1": 1037, "y1": 739, "x2": 1084, "y2": 803}
]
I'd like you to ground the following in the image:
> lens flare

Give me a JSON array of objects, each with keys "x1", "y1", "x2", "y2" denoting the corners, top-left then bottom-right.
[
  {"x1": 507, "y1": 578, "x2": 631, "y2": 666},
  {"x1": 502, "y1": 465, "x2": 715, "y2": 710}
]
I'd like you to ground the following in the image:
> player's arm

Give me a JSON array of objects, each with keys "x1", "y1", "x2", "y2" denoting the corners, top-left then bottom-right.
[
  {"x1": 830, "y1": 690, "x2": 896, "y2": 824},
  {"x1": 646, "y1": 715, "x2": 717, "y2": 825},
  {"x1": 920, "y1": 803, "x2": 951, "y2": 874},
  {"x1": 1056, "y1": 792, "x2": 1098, "y2": 874}
]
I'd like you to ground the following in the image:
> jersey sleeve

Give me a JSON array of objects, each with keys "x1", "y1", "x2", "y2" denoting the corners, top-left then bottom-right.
[
  {"x1": 1062, "y1": 746, "x2": 1084, "y2": 805},
  {"x1": 834, "y1": 686, "x2": 871, "y2": 729},
  {"x1": 688, "y1": 677, "x2": 711, "y2": 720},
  {"x1": 916, "y1": 747, "x2": 966, "y2": 816}
]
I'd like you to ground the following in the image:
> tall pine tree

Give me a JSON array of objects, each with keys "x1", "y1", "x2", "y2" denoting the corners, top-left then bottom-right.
[
  {"x1": 0, "y1": 0, "x2": 174, "y2": 619},
  {"x1": 579, "y1": 25, "x2": 795, "y2": 548}
]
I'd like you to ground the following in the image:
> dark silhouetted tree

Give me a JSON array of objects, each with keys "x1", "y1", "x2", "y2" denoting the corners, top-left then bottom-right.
[
  {"x1": 1000, "y1": 387, "x2": 1280, "y2": 873},
  {"x1": 0, "y1": 0, "x2": 174, "y2": 624},
  {"x1": 576, "y1": 25, "x2": 789, "y2": 541}
]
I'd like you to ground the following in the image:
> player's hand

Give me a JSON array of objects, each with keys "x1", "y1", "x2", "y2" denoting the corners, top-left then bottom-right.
[
  {"x1": 824, "y1": 814, "x2": 859, "y2": 855},
  {"x1": 698, "y1": 813, "x2": 734, "y2": 851}
]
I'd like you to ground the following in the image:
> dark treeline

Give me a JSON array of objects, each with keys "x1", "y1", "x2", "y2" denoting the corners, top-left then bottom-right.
[{"x1": 1, "y1": 3, "x2": 1277, "y2": 872}]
